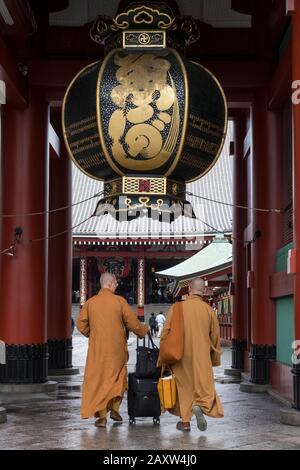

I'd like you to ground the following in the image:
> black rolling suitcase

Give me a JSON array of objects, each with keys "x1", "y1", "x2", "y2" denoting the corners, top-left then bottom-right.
[
  {"x1": 127, "y1": 334, "x2": 161, "y2": 425},
  {"x1": 127, "y1": 373, "x2": 161, "y2": 425}
]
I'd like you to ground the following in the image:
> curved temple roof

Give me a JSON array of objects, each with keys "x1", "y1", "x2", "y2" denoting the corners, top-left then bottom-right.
[{"x1": 155, "y1": 240, "x2": 232, "y2": 279}]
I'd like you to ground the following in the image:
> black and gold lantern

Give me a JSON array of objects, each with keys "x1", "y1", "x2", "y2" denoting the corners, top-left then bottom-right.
[{"x1": 62, "y1": 4, "x2": 228, "y2": 221}]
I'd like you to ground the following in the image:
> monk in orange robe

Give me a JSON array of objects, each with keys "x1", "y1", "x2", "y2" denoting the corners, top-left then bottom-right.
[
  {"x1": 77, "y1": 272, "x2": 148, "y2": 427},
  {"x1": 160, "y1": 277, "x2": 224, "y2": 432}
]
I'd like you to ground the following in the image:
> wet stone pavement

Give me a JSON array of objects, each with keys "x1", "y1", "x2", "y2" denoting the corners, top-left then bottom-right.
[{"x1": 1, "y1": 325, "x2": 300, "y2": 450}]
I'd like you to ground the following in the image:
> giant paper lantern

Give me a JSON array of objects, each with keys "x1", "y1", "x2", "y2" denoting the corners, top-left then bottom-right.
[{"x1": 62, "y1": 4, "x2": 228, "y2": 221}]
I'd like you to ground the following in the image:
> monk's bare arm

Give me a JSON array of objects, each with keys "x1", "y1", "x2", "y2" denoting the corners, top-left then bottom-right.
[
  {"x1": 76, "y1": 302, "x2": 90, "y2": 337},
  {"x1": 120, "y1": 299, "x2": 148, "y2": 338},
  {"x1": 209, "y1": 307, "x2": 222, "y2": 366}
]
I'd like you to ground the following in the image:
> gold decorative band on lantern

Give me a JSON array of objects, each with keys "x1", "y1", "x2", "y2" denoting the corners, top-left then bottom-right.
[
  {"x1": 104, "y1": 176, "x2": 186, "y2": 199},
  {"x1": 123, "y1": 30, "x2": 166, "y2": 49}
]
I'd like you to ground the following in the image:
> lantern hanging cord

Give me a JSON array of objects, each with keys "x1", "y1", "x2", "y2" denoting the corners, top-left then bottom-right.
[
  {"x1": 194, "y1": 214, "x2": 257, "y2": 245},
  {"x1": 186, "y1": 191, "x2": 284, "y2": 214},
  {"x1": 0, "y1": 190, "x2": 104, "y2": 218},
  {"x1": 23, "y1": 215, "x2": 95, "y2": 244},
  {"x1": 0, "y1": 215, "x2": 94, "y2": 255}
]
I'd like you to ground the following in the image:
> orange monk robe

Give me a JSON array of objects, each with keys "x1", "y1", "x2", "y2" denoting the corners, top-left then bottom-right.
[
  {"x1": 160, "y1": 295, "x2": 224, "y2": 422},
  {"x1": 76, "y1": 288, "x2": 148, "y2": 419}
]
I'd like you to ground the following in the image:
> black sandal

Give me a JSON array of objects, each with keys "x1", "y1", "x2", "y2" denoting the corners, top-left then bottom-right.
[{"x1": 176, "y1": 421, "x2": 191, "y2": 431}]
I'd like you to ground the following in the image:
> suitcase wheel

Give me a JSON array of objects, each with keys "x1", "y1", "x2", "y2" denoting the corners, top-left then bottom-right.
[
  {"x1": 129, "y1": 417, "x2": 136, "y2": 425},
  {"x1": 153, "y1": 417, "x2": 160, "y2": 425}
]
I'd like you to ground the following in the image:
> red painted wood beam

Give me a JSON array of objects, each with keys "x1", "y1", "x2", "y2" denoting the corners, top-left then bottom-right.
[
  {"x1": 202, "y1": 266, "x2": 232, "y2": 281},
  {"x1": 268, "y1": 42, "x2": 292, "y2": 110},
  {"x1": 207, "y1": 281, "x2": 230, "y2": 287},
  {"x1": 270, "y1": 361, "x2": 293, "y2": 401},
  {"x1": 46, "y1": 0, "x2": 69, "y2": 12},
  {"x1": 0, "y1": 88, "x2": 48, "y2": 344},
  {"x1": 0, "y1": 36, "x2": 26, "y2": 107},
  {"x1": 251, "y1": 88, "x2": 283, "y2": 345},
  {"x1": 292, "y1": 3, "x2": 300, "y2": 341},
  {"x1": 231, "y1": 0, "x2": 253, "y2": 15},
  {"x1": 28, "y1": 59, "x2": 90, "y2": 89},
  {"x1": 227, "y1": 90, "x2": 254, "y2": 109},
  {"x1": 268, "y1": 0, "x2": 290, "y2": 45},
  {"x1": 72, "y1": 250, "x2": 199, "y2": 259},
  {"x1": 28, "y1": 59, "x2": 272, "y2": 92},
  {"x1": 270, "y1": 272, "x2": 294, "y2": 298},
  {"x1": 231, "y1": 112, "x2": 248, "y2": 342},
  {"x1": 0, "y1": 0, "x2": 34, "y2": 37}
]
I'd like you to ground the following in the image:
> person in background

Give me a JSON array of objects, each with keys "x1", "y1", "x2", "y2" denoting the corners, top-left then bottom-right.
[
  {"x1": 148, "y1": 312, "x2": 158, "y2": 337},
  {"x1": 156, "y1": 311, "x2": 166, "y2": 338},
  {"x1": 160, "y1": 277, "x2": 224, "y2": 432},
  {"x1": 77, "y1": 272, "x2": 148, "y2": 428},
  {"x1": 71, "y1": 317, "x2": 75, "y2": 335}
]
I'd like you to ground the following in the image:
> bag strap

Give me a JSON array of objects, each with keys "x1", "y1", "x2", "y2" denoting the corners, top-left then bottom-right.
[
  {"x1": 147, "y1": 331, "x2": 158, "y2": 349},
  {"x1": 161, "y1": 364, "x2": 174, "y2": 376}
]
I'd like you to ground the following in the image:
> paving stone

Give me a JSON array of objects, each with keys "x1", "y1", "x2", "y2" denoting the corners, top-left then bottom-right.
[
  {"x1": 0, "y1": 407, "x2": 7, "y2": 424},
  {"x1": 0, "y1": 325, "x2": 299, "y2": 450},
  {"x1": 0, "y1": 381, "x2": 58, "y2": 393},
  {"x1": 280, "y1": 408, "x2": 300, "y2": 427},
  {"x1": 48, "y1": 368, "x2": 80, "y2": 376},
  {"x1": 58, "y1": 383, "x2": 82, "y2": 391}
]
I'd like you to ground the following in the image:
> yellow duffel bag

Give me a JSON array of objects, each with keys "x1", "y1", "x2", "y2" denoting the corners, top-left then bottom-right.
[{"x1": 157, "y1": 367, "x2": 177, "y2": 409}]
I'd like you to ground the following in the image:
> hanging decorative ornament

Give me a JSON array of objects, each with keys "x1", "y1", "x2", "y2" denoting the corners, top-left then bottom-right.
[{"x1": 62, "y1": 3, "x2": 228, "y2": 221}]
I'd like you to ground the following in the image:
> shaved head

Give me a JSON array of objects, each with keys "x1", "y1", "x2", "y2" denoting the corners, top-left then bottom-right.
[
  {"x1": 189, "y1": 277, "x2": 205, "y2": 295},
  {"x1": 100, "y1": 272, "x2": 117, "y2": 291}
]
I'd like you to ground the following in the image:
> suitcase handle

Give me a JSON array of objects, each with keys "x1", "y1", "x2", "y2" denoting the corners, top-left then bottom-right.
[{"x1": 138, "y1": 331, "x2": 158, "y2": 349}]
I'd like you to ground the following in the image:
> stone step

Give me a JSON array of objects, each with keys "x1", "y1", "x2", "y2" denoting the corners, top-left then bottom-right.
[
  {"x1": 241, "y1": 372, "x2": 251, "y2": 382},
  {"x1": 0, "y1": 381, "x2": 58, "y2": 394},
  {"x1": 239, "y1": 381, "x2": 269, "y2": 393},
  {"x1": 0, "y1": 407, "x2": 7, "y2": 424},
  {"x1": 48, "y1": 367, "x2": 80, "y2": 376},
  {"x1": 215, "y1": 376, "x2": 241, "y2": 384},
  {"x1": 280, "y1": 408, "x2": 300, "y2": 426},
  {"x1": 58, "y1": 383, "x2": 82, "y2": 391},
  {"x1": 224, "y1": 368, "x2": 243, "y2": 377}
]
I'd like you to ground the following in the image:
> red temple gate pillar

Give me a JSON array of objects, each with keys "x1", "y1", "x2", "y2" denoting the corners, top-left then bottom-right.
[
  {"x1": 292, "y1": 3, "x2": 300, "y2": 410},
  {"x1": 47, "y1": 142, "x2": 73, "y2": 372},
  {"x1": 137, "y1": 258, "x2": 145, "y2": 321},
  {"x1": 0, "y1": 88, "x2": 49, "y2": 383},
  {"x1": 250, "y1": 88, "x2": 283, "y2": 384},
  {"x1": 231, "y1": 111, "x2": 248, "y2": 370}
]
